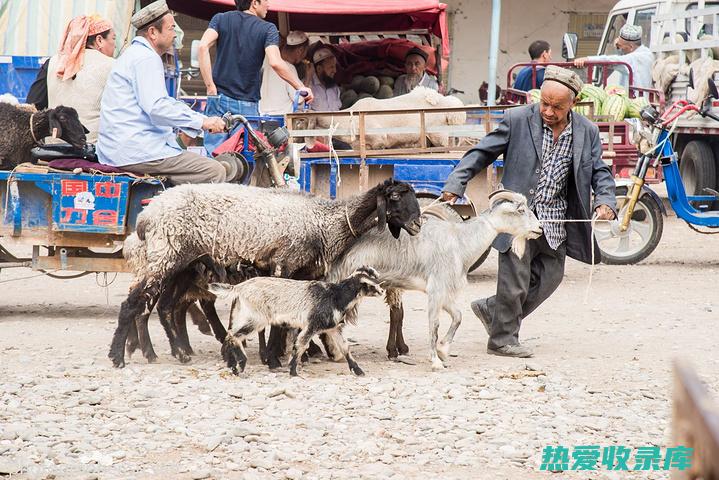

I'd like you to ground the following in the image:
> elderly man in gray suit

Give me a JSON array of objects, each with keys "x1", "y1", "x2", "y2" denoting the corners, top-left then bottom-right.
[{"x1": 442, "y1": 65, "x2": 616, "y2": 358}]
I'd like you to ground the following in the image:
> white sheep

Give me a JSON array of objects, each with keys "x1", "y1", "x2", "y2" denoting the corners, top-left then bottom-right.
[
  {"x1": 209, "y1": 266, "x2": 385, "y2": 377},
  {"x1": 315, "y1": 86, "x2": 466, "y2": 150},
  {"x1": 110, "y1": 179, "x2": 422, "y2": 368},
  {"x1": 325, "y1": 191, "x2": 542, "y2": 371}
]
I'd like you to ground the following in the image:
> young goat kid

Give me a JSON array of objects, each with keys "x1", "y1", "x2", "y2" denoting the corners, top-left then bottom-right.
[{"x1": 209, "y1": 267, "x2": 384, "y2": 377}]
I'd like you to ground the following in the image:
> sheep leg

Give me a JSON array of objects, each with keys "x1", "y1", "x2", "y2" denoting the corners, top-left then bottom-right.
[
  {"x1": 174, "y1": 300, "x2": 194, "y2": 357},
  {"x1": 319, "y1": 332, "x2": 343, "y2": 362},
  {"x1": 437, "y1": 304, "x2": 462, "y2": 363},
  {"x1": 199, "y1": 299, "x2": 227, "y2": 343},
  {"x1": 222, "y1": 323, "x2": 255, "y2": 375},
  {"x1": 109, "y1": 281, "x2": 152, "y2": 368},
  {"x1": 289, "y1": 327, "x2": 317, "y2": 377},
  {"x1": 265, "y1": 326, "x2": 285, "y2": 370},
  {"x1": 188, "y1": 302, "x2": 212, "y2": 336},
  {"x1": 385, "y1": 289, "x2": 408, "y2": 359},
  {"x1": 134, "y1": 311, "x2": 157, "y2": 363},
  {"x1": 125, "y1": 318, "x2": 140, "y2": 358},
  {"x1": 427, "y1": 299, "x2": 445, "y2": 371},
  {"x1": 157, "y1": 290, "x2": 186, "y2": 363},
  {"x1": 328, "y1": 329, "x2": 364, "y2": 376}
]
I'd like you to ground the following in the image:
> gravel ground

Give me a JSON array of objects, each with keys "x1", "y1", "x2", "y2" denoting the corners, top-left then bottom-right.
[{"x1": 1, "y1": 214, "x2": 718, "y2": 479}]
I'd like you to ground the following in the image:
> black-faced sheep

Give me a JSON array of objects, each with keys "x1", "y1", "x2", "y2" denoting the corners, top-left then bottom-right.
[
  {"x1": 209, "y1": 266, "x2": 384, "y2": 377},
  {"x1": 0, "y1": 103, "x2": 87, "y2": 169},
  {"x1": 110, "y1": 179, "x2": 422, "y2": 368},
  {"x1": 325, "y1": 191, "x2": 542, "y2": 370}
]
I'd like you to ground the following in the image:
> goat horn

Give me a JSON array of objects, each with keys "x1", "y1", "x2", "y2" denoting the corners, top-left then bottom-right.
[{"x1": 489, "y1": 189, "x2": 522, "y2": 206}]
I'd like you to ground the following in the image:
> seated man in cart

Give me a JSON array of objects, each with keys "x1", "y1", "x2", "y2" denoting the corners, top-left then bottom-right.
[
  {"x1": 308, "y1": 47, "x2": 342, "y2": 112},
  {"x1": 97, "y1": 0, "x2": 227, "y2": 184},
  {"x1": 393, "y1": 46, "x2": 439, "y2": 96}
]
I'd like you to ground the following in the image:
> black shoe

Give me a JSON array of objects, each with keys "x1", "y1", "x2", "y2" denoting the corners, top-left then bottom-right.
[
  {"x1": 487, "y1": 344, "x2": 534, "y2": 358},
  {"x1": 471, "y1": 298, "x2": 492, "y2": 335}
]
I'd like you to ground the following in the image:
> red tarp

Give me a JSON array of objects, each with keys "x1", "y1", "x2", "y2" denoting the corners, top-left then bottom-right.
[{"x1": 167, "y1": 0, "x2": 450, "y2": 61}]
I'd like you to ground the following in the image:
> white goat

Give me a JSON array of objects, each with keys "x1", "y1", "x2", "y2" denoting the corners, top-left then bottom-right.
[
  {"x1": 209, "y1": 267, "x2": 385, "y2": 377},
  {"x1": 325, "y1": 191, "x2": 542, "y2": 370}
]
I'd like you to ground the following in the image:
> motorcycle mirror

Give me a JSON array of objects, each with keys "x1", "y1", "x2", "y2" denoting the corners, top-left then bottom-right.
[
  {"x1": 190, "y1": 40, "x2": 200, "y2": 69},
  {"x1": 708, "y1": 78, "x2": 719, "y2": 99},
  {"x1": 561, "y1": 33, "x2": 578, "y2": 60},
  {"x1": 640, "y1": 105, "x2": 659, "y2": 124}
]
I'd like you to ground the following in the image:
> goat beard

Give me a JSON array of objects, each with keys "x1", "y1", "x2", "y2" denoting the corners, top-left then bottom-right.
[{"x1": 510, "y1": 236, "x2": 527, "y2": 259}]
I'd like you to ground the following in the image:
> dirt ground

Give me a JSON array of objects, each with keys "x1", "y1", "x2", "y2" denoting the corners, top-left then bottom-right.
[{"x1": 1, "y1": 213, "x2": 718, "y2": 480}]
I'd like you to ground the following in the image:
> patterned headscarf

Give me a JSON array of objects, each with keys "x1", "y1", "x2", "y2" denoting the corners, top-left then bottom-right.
[{"x1": 56, "y1": 14, "x2": 113, "y2": 81}]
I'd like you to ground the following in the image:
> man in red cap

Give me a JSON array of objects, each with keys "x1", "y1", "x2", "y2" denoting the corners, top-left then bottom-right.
[{"x1": 27, "y1": 14, "x2": 116, "y2": 143}]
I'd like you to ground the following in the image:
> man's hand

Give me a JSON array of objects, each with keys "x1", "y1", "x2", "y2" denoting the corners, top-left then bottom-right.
[
  {"x1": 206, "y1": 85, "x2": 218, "y2": 96},
  {"x1": 298, "y1": 86, "x2": 314, "y2": 104},
  {"x1": 202, "y1": 116, "x2": 226, "y2": 134},
  {"x1": 441, "y1": 191, "x2": 460, "y2": 205},
  {"x1": 573, "y1": 57, "x2": 587, "y2": 68},
  {"x1": 594, "y1": 204, "x2": 615, "y2": 221}
]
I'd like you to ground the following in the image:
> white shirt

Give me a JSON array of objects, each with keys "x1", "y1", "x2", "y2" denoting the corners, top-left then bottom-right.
[
  {"x1": 47, "y1": 50, "x2": 115, "y2": 143},
  {"x1": 308, "y1": 75, "x2": 341, "y2": 112},
  {"x1": 259, "y1": 58, "x2": 299, "y2": 115},
  {"x1": 97, "y1": 37, "x2": 205, "y2": 167},
  {"x1": 589, "y1": 45, "x2": 654, "y2": 89}
]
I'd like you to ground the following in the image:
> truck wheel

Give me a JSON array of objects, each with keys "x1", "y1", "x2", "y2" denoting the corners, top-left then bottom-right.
[
  {"x1": 680, "y1": 140, "x2": 716, "y2": 209},
  {"x1": 596, "y1": 186, "x2": 663, "y2": 265},
  {"x1": 417, "y1": 197, "x2": 490, "y2": 271}
]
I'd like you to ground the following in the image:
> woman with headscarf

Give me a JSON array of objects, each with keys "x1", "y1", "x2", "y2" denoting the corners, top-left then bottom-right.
[{"x1": 26, "y1": 15, "x2": 116, "y2": 143}]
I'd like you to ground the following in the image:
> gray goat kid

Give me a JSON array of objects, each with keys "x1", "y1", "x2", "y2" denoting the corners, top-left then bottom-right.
[
  {"x1": 0, "y1": 103, "x2": 87, "y2": 169},
  {"x1": 325, "y1": 190, "x2": 542, "y2": 370},
  {"x1": 209, "y1": 267, "x2": 385, "y2": 377}
]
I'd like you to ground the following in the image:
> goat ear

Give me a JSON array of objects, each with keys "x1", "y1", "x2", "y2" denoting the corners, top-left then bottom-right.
[
  {"x1": 207, "y1": 283, "x2": 234, "y2": 299},
  {"x1": 376, "y1": 193, "x2": 387, "y2": 232},
  {"x1": 48, "y1": 110, "x2": 63, "y2": 138}
]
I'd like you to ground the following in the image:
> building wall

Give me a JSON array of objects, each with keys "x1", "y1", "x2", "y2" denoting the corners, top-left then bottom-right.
[{"x1": 445, "y1": 0, "x2": 618, "y2": 103}]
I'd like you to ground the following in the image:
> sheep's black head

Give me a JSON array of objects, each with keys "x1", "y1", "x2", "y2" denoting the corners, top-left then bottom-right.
[
  {"x1": 48, "y1": 106, "x2": 88, "y2": 149},
  {"x1": 376, "y1": 179, "x2": 421, "y2": 239}
]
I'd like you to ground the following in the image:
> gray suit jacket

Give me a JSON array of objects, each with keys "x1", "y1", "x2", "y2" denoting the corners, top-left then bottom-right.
[{"x1": 443, "y1": 103, "x2": 616, "y2": 265}]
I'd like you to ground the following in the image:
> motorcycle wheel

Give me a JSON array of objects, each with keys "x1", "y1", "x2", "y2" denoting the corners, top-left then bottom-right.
[{"x1": 595, "y1": 187, "x2": 663, "y2": 265}]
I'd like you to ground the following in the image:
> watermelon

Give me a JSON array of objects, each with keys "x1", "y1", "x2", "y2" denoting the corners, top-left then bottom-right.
[
  {"x1": 626, "y1": 97, "x2": 650, "y2": 118},
  {"x1": 527, "y1": 89, "x2": 541, "y2": 104},
  {"x1": 601, "y1": 95, "x2": 627, "y2": 121},
  {"x1": 572, "y1": 103, "x2": 592, "y2": 116},
  {"x1": 578, "y1": 85, "x2": 607, "y2": 117},
  {"x1": 605, "y1": 84, "x2": 627, "y2": 97}
]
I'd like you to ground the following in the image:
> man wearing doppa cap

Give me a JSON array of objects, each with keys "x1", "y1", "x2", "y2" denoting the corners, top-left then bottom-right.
[
  {"x1": 259, "y1": 31, "x2": 310, "y2": 115},
  {"x1": 574, "y1": 24, "x2": 654, "y2": 88},
  {"x1": 441, "y1": 66, "x2": 616, "y2": 358},
  {"x1": 97, "y1": 0, "x2": 227, "y2": 184},
  {"x1": 393, "y1": 46, "x2": 439, "y2": 96},
  {"x1": 308, "y1": 47, "x2": 341, "y2": 112}
]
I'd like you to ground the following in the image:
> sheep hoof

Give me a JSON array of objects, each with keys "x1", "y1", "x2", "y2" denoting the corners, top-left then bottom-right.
[
  {"x1": 351, "y1": 366, "x2": 365, "y2": 376},
  {"x1": 177, "y1": 353, "x2": 191, "y2": 364},
  {"x1": 110, "y1": 356, "x2": 125, "y2": 368},
  {"x1": 398, "y1": 343, "x2": 410, "y2": 355}
]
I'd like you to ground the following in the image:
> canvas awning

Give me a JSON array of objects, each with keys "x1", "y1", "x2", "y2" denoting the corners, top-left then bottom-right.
[{"x1": 166, "y1": 0, "x2": 449, "y2": 59}]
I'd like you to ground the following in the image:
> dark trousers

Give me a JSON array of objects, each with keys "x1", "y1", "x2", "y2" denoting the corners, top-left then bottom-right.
[{"x1": 486, "y1": 236, "x2": 566, "y2": 349}]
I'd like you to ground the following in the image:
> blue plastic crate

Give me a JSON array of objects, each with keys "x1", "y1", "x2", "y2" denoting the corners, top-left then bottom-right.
[{"x1": 0, "y1": 55, "x2": 46, "y2": 102}]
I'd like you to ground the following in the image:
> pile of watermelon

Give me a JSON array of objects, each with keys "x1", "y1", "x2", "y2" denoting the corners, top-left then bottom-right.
[{"x1": 526, "y1": 84, "x2": 650, "y2": 121}]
